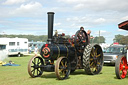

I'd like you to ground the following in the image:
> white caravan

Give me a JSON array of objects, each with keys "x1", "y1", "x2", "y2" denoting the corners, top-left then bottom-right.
[{"x1": 0, "y1": 38, "x2": 28, "y2": 57}]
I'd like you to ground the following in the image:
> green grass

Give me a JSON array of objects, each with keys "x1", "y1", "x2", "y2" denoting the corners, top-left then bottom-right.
[{"x1": 0, "y1": 55, "x2": 128, "y2": 85}]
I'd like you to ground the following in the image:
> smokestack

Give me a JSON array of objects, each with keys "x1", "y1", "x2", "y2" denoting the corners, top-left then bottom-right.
[{"x1": 47, "y1": 12, "x2": 55, "y2": 44}]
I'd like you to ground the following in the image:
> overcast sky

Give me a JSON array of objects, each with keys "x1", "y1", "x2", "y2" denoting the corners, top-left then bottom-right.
[{"x1": 0, "y1": 0, "x2": 128, "y2": 44}]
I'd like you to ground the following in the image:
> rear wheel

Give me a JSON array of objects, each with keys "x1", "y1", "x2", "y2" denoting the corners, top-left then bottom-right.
[
  {"x1": 55, "y1": 57, "x2": 70, "y2": 80},
  {"x1": 115, "y1": 56, "x2": 127, "y2": 79},
  {"x1": 83, "y1": 44, "x2": 103, "y2": 75}
]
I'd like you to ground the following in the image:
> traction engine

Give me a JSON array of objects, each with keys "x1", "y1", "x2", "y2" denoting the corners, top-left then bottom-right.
[
  {"x1": 28, "y1": 12, "x2": 104, "y2": 80},
  {"x1": 115, "y1": 20, "x2": 128, "y2": 79}
]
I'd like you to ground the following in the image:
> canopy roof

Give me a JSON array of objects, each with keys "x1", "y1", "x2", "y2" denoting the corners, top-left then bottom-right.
[{"x1": 118, "y1": 20, "x2": 128, "y2": 31}]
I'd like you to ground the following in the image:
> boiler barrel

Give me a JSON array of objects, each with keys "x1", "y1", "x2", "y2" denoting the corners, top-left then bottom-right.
[{"x1": 40, "y1": 44, "x2": 75, "y2": 60}]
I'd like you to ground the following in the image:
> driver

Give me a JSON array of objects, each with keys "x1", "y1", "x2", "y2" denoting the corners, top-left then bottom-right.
[
  {"x1": 80, "y1": 27, "x2": 84, "y2": 31},
  {"x1": 80, "y1": 27, "x2": 93, "y2": 43}
]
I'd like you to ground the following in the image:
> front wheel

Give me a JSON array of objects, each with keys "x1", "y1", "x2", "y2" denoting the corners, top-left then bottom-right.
[
  {"x1": 55, "y1": 57, "x2": 70, "y2": 80},
  {"x1": 115, "y1": 56, "x2": 127, "y2": 79},
  {"x1": 28, "y1": 56, "x2": 44, "y2": 78}
]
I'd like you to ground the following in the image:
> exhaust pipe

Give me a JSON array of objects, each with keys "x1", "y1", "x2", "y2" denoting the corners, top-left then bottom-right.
[{"x1": 47, "y1": 12, "x2": 55, "y2": 44}]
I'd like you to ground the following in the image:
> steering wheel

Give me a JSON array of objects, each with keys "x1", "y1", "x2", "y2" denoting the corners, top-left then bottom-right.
[{"x1": 74, "y1": 30, "x2": 88, "y2": 54}]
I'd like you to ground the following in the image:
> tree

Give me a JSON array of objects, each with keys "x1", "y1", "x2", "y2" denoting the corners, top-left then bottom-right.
[
  {"x1": 92, "y1": 36, "x2": 105, "y2": 44},
  {"x1": 113, "y1": 34, "x2": 128, "y2": 45},
  {"x1": 113, "y1": 34, "x2": 124, "y2": 43},
  {"x1": 120, "y1": 36, "x2": 128, "y2": 45}
]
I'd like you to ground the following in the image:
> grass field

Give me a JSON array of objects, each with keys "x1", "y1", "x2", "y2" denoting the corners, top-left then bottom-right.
[{"x1": 0, "y1": 55, "x2": 128, "y2": 85}]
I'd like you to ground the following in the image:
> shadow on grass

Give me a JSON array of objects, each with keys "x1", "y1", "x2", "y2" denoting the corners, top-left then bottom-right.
[
  {"x1": 70, "y1": 69, "x2": 103, "y2": 75},
  {"x1": 70, "y1": 70, "x2": 86, "y2": 75},
  {"x1": 39, "y1": 73, "x2": 71, "y2": 80},
  {"x1": 28, "y1": 73, "x2": 57, "y2": 79},
  {"x1": 40, "y1": 73, "x2": 56, "y2": 79}
]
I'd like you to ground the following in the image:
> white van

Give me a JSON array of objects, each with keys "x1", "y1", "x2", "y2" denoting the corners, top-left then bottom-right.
[{"x1": 0, "y1": 38, "x2": 28, "y2": 57}]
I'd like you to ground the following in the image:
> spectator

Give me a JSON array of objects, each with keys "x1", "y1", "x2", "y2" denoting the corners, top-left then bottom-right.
[
  {"x1": 87, "y1": 30, "x2": 94, "y2": 43},
  {"x1": 28, "y1": 46, "x2": 32, "y2": 54},
  {"x1": 34, "y1": 46, "x2": 38, "y2": 56}
]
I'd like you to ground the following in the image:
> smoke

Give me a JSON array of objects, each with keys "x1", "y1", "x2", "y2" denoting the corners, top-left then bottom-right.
[{"x1": 0, "y1": 50, "x2": 8, "y2": 61}]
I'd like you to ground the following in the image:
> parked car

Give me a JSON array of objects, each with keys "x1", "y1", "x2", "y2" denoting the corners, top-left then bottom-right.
[{"x1": 103, "y1": 45, "x2": 127, "y2": 64}]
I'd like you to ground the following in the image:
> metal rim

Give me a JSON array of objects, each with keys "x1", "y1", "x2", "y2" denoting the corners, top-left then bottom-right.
[
  {"x1": 28, "y1": 56, "x2": 44, "y2": 78},
  {"x1": 74, "y1": 30, "x2": 88, "y2": 54},
  {"x1": 55, "y1": 57, "x2": 70, "y2": 80},
  {"x1": 119, "y1": 57, "x2": 127, "y2": 78},
  {"x1": 89, "y1": 45, "x2": 103, "y2": 74}
]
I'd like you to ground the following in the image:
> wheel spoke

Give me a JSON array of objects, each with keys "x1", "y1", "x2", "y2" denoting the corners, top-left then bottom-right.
[
  {"x1": 34, "y1": 58, "x2": 36, "y2": 65},
  {"x1": 61, "y1": 61, "x2": 64, "y2": 67},
  {"x1": 37, "y1": 58, "x2": 40, "y2": 64},
  {"x1": 90, "y1": 62, "x2": 94, "y2": 66},
  {"x1": 31, "y1": 68, "x2": 35, "y2": 72},
  {"x1": 94, "y1": 48, "x2": 98, "y2": 56},
  {"x1": 120, "y1": 64, "x2": 123, "y2": 71},
  {"x1": 36, "y1": 68, "x2": 38, "y2": 75},
  {"x1": 121, "y1": 70, "x2": 127, "y2": 78},
  {"x1": 94, "y1": 67, "x2": 97, "y2": 72},
  {"x1": 32, "y1": 69, "x2": 35, "y2": 76},
  {"x1": 97, "y1": 62, "x2": 101, "y2": 65},
  {"x1": 31, "y1": 65, "x2": 34, "y2": 68},
  {"x1": 123, "y1": 70, "x2": 127, "y2": 75},
  {"x1": 91, "y1": 53, "x2": 94, "y2": 57},
  {"x1": 122, "y1": 59, "x2": 125, "y2": 65},
  {"x1": 65, "y1": 61, "x2": 67, "y2": 67},
  {"x1": 91, "y1": 48, "x2": 95, "y2": 57},
  {"x1": 59, "y1": 69, "x2": 63, "y2": 73},
  {"x1": 96, "y1": 54, "x2": 101, "y2": 58},
  {"x1": 90, "y1": 58, "x2": 94, "y2": 61},
  {"x1": 37, "y1": 68, "x2": 42, "y2": 74},
  {"x1": 32, "y1": 61, "x2": 36, "y2": 65},
  {"x1": 62, "y1": 70, "x2": 65, "y2": 76}
]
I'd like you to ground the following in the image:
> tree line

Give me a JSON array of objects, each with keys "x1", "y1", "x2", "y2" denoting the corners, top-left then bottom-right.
[
  {"x1": 113, "y1": 34, "x2": 128, "y2": 45},
  {"x1": 0, "y1": 34, "x2": 106, "y2": 43},
  {"x1": 0, "y1": 34, "x2": 48, "y2": 42},
  {"x1": 1, "y1": 34, "x2": 127, "y2": 44}
]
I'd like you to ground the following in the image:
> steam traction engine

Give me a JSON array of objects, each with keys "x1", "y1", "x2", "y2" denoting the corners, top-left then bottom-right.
[
  {"x1": 115, "y1": 20, "x2": 128, "y2": 79},
  {"x1": 28, "y1": 12, "x2": 103, "y2": 80}
]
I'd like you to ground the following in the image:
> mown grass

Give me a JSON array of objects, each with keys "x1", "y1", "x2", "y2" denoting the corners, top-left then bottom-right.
[{"x1": 0, "y1": 55, "x2": 128, "y2": 85}]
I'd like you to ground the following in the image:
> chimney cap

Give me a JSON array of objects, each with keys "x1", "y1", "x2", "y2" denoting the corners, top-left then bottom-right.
[{"x1": 47, "y1": 12, "x2": 55, "y2": 14}]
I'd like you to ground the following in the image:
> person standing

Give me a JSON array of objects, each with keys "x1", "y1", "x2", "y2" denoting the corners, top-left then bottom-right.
[
  {"x1": 87, "y1": 30, "x2": 94, "y2": 43},
  {"x1": 34, "y1": 45, "x2": 38, "y2": 56},
  {"x1": 28, "y1": 46, "x2": 32, "y2": 54}
]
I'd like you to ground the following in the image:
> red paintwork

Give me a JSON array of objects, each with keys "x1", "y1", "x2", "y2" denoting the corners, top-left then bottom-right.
[
  {"x1": 42, "y1": 47, "x2": 50, "y2": 58},
  {"x1": 119, "y1": 57, "x2": 128, "y2": 78},
  {"x1": 45, "y1": 44, "x2": 48, "y2": 47}
]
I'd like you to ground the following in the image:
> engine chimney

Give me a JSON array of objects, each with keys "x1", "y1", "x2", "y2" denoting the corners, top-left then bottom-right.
[{"x1": 47, "y1": 12, "x2": 55, "y2": 44}]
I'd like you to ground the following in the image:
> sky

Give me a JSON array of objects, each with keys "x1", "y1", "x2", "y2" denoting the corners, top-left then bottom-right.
[{"x1": 0, "y1": 0, "x2": 128, "y2": 44}]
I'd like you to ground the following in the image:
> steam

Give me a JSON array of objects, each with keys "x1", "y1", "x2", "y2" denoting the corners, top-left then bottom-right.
[{"x1": 0, "y1": 50, "x2": 8, "y2": 61}]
